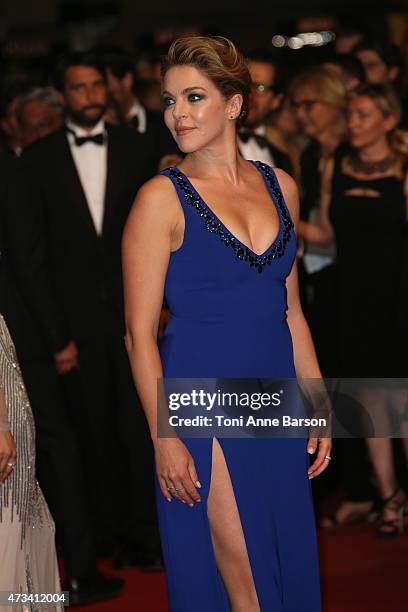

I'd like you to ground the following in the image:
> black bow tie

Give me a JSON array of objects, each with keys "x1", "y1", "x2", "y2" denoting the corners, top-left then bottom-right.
[
  {"x1": 75, "y1": 133, "x2": 105, "y2": 146},
  {"x1": 239, "y1": 131, "x2": 269, "y2": 149},
  {"x1": 66, "y1": 126, "x2": 105, "y2": 146}
]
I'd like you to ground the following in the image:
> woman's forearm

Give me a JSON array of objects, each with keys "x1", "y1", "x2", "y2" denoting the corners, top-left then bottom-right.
[
  {"x1": 287, "y1": 310, "x2": 322, "y2": 379},
  {"x1": 299, "y1": 219, "x2": 332, "y2": 245},
  {"x1": 288, "y1": 311, "x2": 332, "y2": 437},
  {"x1": 125, "y1": 333, "x2": 165, "y2": 443}
]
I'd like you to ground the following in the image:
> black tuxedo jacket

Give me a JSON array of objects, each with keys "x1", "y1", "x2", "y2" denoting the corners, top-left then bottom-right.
[{"x1": 5, "y1": 124, "x2": 151, "y2": 358}]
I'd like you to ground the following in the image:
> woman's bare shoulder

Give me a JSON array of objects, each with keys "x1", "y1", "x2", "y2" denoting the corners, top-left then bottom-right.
[
  {"x1": 123, "y1": 174, "x2": 183, "y2": 246},
  {"x1": 136, "y1": 174, "x2": 178, "y2": 205},
  {"x1": 272, "y1": 167, "x2": 298, "y2": 194},
  {"x1": 129, "y1": 173, "x2": 181, "y2": 222}
]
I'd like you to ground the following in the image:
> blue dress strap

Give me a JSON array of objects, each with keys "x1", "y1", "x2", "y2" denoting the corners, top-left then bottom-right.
[
  {"x1": 159, "y1": 166, "x2": 190, "y2": 208},
  {"x1": 251, "y1": 160, "x2": 295, "y2": 246},
  {"x1": 251, "y1": 160, "x2": 294, "y2": 226}
]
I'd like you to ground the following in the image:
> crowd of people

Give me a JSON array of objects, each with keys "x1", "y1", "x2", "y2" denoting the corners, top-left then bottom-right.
[{"x1": 0, "y1": 19, "x2": 407, "y2": 607}]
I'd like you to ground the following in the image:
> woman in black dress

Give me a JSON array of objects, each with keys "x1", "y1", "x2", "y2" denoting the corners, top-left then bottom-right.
[{"x1": 301, "y1": 83, "x2": 408, "y2": 537}]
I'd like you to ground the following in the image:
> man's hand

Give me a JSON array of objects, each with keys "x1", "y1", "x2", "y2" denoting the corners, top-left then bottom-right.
[{"x1": 54, "y1": 340, "x2": 79, "y2": 375}]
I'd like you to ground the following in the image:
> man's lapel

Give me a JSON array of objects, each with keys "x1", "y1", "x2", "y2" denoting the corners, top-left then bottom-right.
[
  {"x1": 56, "y1": 128, "x2": 98, "y2": 236},
  {"x1": 102, "y1": 124, "x2": 122, "y2": 235}
]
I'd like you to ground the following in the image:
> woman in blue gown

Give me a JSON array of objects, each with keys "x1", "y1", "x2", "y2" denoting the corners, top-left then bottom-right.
[{"x1": 122, "y1": 36, "x2": 331, "y2": 612}]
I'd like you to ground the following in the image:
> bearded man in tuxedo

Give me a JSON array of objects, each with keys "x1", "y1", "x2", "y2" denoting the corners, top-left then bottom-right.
[
  {"x1": 7, "y1": 52, "x2": 161, "y2": 575},
  {"x1": 1, "y1": 83, "x2": 127, "y2": 605}
]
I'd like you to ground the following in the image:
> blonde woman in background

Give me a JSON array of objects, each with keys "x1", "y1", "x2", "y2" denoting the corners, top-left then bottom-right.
[{"x1": 300, "y1": 84, "x2": 408, "y2": 538}]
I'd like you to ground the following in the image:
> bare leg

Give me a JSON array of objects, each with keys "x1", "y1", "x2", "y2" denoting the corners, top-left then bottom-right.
[
  {"x1": 207, "y1": 438, "x2": 260, "y2": 612},
  {"x1": 360, "y1": 387, "x2": 408, "y2": 534},
  {"x1": 365, "y1": 437, "x2": 397, "y2": 499},
  {"x1": 365, "y1": 436, "x2": 405, "y2": 535},
  {"x1": 320, "y1": 500, "x2": 373, "y2": 527},
  {"x1": 360, "y1": 388, "x2": 396, "y2": 498}
]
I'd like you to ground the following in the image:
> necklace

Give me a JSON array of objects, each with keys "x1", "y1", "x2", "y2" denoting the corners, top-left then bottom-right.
[{"x1": 349, "y1": 151, "x2": 394, "y2": 175}]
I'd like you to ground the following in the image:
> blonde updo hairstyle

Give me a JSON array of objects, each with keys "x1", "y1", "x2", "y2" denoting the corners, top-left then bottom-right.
[
  {"x1": 289, "y1": 67, "x2": 348, "y2": 140},
  {"x1": 348, "y1": 83, "x2": 408, "y2": 157},
  {"x1": 161, "y1": 36, "x2": 251, "y2": 128}
]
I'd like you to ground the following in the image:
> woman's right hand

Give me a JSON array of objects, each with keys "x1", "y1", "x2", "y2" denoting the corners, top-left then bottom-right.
[
  {"x1": 0, "y1": 431, "x2": 17, "y2": 484},
  {"x1": 154, "y1": 438, "x2": 202, "y2": 506}
]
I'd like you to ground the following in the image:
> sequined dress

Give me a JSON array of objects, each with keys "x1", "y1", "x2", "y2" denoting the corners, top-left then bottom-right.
[
  {"x1": 156, "y1": 162, "x2": 321, "y2": 611},
  {"x1": 0, "y1": 314, "x2": 61, "y2": 611}
]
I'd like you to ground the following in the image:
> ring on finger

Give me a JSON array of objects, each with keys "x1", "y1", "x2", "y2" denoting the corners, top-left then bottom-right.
[{"x1": 324, "y1": 455, "x2": 332, "y2": 461}]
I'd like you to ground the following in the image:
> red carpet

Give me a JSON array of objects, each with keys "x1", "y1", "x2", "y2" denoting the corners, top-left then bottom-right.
[{"x1": 74, "y1": 523, "x2": 408, "y2": 611}]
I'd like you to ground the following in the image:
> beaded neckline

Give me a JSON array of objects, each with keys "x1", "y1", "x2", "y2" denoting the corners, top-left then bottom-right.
[{"x1": 167, "y1": 161, "x2": 294, "y2": 273}]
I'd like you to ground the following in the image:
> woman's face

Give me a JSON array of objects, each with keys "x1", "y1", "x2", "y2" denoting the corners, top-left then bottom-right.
[
  {"x1": 162, "y1": 65, "x2": 239, "y2": 153},
  {"x1": 347, "y1": 95, "x2": 395, "y2": 149},
  {"x1": 292, "y1": 86, "x2": 339, "y2": 139}
]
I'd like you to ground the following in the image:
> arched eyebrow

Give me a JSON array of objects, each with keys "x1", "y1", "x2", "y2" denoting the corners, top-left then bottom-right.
[{"x1": 162, "y1": 86, "x2": 207, "y2": 96}]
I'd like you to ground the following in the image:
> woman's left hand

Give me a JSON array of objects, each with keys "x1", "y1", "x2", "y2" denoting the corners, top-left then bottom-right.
[
  {"x1": 0, "y1": 431, "x2": 17, "y2": 484},
  {"x1": 307, "y1": 437, "x2": 332, "y2": 479}
]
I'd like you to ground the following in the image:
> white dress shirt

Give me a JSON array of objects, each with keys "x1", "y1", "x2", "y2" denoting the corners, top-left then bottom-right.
[
  {"x1": 238, "y1": 125, "x2": 276, "y2": 166},
  {"x1": 126, "y1": 99, "x2": 147, "y2": 133},
  {"x1": 66, "y1": 119, "x2": 107, "y2": 235}
]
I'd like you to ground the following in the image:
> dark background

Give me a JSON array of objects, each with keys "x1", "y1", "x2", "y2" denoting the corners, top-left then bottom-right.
[{"x1": 1, "y1": 0, "x2": 407, "y2": 51}]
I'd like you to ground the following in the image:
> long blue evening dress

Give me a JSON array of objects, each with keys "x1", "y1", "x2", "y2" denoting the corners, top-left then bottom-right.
[{"x1": 157, "y1": 161, "x2": 321, "y2": 611}]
